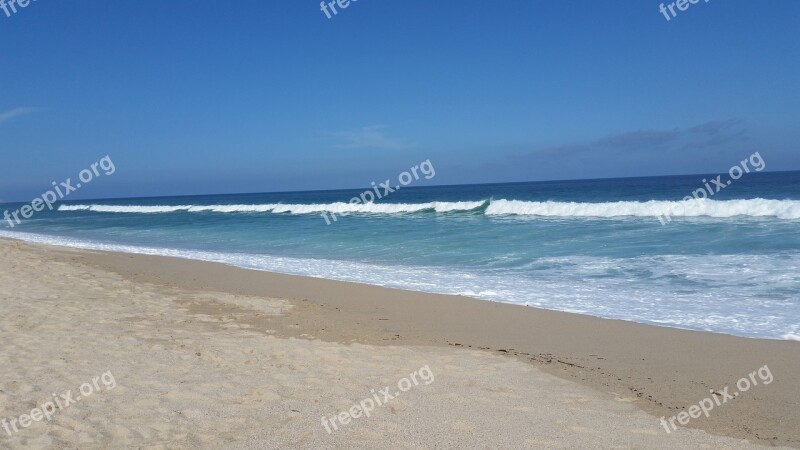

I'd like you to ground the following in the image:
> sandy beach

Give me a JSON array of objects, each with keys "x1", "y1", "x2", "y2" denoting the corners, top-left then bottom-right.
[
  {"x1": 4, "y1": 0, "x2": 799, "y2": 448},
  {"x1": 0, "y1": 237, "x2": 797, "y2": 449}
]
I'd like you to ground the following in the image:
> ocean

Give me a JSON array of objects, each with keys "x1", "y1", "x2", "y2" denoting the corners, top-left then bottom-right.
[{"x1": 2, "y1": 170, "x2": 799, "y2": 340}]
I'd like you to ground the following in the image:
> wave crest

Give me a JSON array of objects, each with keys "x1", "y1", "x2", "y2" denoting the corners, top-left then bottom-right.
[
  {"x1": 58, "y1": 201, "x2": 487, "y2": 215},
  {"x1": 485, "y1": 198, "x2": 800, "y2": 219},
  {"x1": 58, "y1": 198, "x2": 800, "y2": 219}
]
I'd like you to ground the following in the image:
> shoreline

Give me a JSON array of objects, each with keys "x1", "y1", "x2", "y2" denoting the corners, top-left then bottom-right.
[
  {"x1": 2, "y1": 236, "x2": 798, "y2": 447},
  {"x1": 0, "y1": 230, "x2": 791, "y2": 342}
]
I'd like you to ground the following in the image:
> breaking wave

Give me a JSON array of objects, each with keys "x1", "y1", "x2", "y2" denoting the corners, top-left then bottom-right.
[
  {"x1": 58, "y1": 201, "x2": 488, "y2": 214},
  {"x1": 58, "y1": 198, "x2": 800, "y2": 219}
]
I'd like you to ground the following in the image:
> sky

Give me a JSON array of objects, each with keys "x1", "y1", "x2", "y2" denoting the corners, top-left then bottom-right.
[{"x1": 1, "y1": 0, "x2": 799, "y2": 201}]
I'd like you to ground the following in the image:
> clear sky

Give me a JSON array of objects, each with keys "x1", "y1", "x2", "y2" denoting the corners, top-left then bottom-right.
[{"x1": 1, "y1": 0, "x2": 798, "y2": 201}]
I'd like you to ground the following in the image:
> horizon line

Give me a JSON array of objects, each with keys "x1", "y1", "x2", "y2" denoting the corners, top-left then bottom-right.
[{"x1": 2, "y1": 168, "x2": 798, "y2": 206}]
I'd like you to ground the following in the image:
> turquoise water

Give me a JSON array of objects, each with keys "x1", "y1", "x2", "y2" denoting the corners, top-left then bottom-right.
[{"x1": 3, "y1": 171, "x2": 800, "y2": 339}]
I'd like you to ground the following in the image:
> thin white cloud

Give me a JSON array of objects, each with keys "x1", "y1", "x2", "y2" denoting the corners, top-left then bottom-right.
[
  {"x1": 328, "y1": 125, "x2": 413, "y2": 150},
  {"x1": 0, "y1": 107, "x2": 40, "y2": 125}
]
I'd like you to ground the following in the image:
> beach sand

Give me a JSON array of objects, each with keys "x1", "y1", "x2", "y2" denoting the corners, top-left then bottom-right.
[{"x1": 0, "y1": 238, "x2": 797, "y2": 449}]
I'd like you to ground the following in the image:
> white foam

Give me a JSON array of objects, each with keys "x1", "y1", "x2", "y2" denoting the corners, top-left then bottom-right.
[
  {"x1": 58, "y1": 201, "x2": 487, "y2": 215},
  {"x1": 485, "y1": 198, "x2": 800, "y2": 219},
  {"x1": 58, "y1": 199, "x2": 800, "y2": 219},
  {"x1": 1, "y1": 229, "x2": 797, "y2": 340},
  {"x1": 270, "y1": 201, "x2": 486, "y2": 214},
  {"x1": 59, "y1": 204, "x2": 194, "y2": 213}
]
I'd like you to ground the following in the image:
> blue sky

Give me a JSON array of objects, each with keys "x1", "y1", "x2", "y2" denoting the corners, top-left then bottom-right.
[{"x1": 1, "y1": 0, "x2": 798, "y2": 201}]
